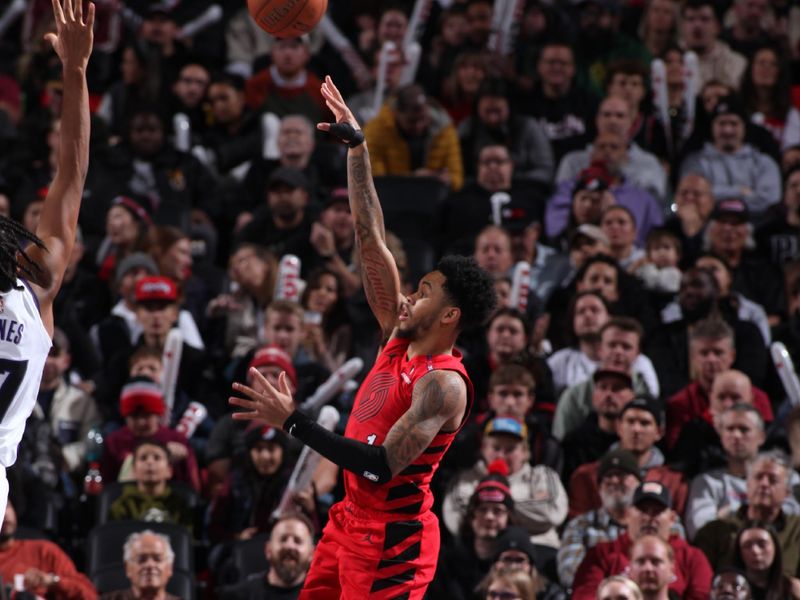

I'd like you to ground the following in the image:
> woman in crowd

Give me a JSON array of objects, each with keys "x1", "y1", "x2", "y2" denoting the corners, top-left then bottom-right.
[
  {"x1": 300, "y1": 267, "x2": 352, "y2": 371},
  {"x1": 733, "y1": 522, "x2": 800, "y2": 600}
]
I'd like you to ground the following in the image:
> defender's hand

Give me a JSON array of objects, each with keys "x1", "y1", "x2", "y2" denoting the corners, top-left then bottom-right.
[
  {"x1": 230, "y1": 369, "x2": 295, "y2": 427},
  {"x1": 45, "y1": 0, "x2": 95, "y2": 69}
]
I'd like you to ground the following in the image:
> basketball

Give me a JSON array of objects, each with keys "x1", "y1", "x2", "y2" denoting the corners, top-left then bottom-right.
[{"x1": 247, "y1": 0, "x2": 328, "y2": 38}]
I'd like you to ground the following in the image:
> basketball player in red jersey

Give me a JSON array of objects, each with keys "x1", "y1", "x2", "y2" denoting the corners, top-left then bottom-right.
[{"x1": 229, "y1": 76, "x2": 497, "y2": 599}]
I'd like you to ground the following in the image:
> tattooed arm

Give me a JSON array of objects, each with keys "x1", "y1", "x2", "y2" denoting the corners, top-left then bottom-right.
[{"x1": 318, "y1": 76, "x2": 403, "y2": 338}]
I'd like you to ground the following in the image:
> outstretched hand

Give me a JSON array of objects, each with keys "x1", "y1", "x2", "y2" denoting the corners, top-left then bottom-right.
[
  {"x1": 45, "y1": 0, "x2": 95, "y2": 69},
  {"x1": 317, "y1": 75, "x2": 361, "y2": 139},
  {"x1": 229, "y1": 368, "x2": 295, "y2": 427}
]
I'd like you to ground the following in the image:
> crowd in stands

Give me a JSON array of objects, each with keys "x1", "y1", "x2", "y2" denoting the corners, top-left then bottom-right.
[{"x1": 3, "y1": 0, "x2": 800, "y2": 598}]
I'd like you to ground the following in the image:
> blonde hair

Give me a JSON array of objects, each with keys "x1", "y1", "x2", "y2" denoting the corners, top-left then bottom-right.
[{"x1": 597, "y1": 576, "x2": 644, "y2": 600}]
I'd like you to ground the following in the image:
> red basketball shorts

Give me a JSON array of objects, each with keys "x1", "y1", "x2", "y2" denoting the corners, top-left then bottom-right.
[{"x1": 299, "y1": 500, "x2": 441, "y2": 600}]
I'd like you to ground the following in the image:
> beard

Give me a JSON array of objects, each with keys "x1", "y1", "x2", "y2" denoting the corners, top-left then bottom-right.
[
  {"x1": 272, "y1": 549, "x2": 309, "y2": 585},
  {"x1": 681, "y1": 297, "x2": 714, "y2": 322},
  {"x1": 600, "y1": 486, "x2": 634, "y2": 513}
]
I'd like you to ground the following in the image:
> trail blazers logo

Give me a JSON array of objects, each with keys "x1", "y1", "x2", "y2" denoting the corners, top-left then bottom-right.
[{"x1": 352, "y1": 373, "x2": 395, "y2": 422}]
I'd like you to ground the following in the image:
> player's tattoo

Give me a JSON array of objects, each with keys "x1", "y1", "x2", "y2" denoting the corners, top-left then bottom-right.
[
  {"x1": 383, "y1": 371, "x2": 466, "y2": 476},
  {"x1": 347, "y1": 149, "x2": 383, "y2": 244}
]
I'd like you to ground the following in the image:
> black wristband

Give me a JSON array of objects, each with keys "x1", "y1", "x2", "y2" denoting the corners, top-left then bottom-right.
[
  {"x1": 283, "y1": 410, "x2": 314, "y2": 437},
  {"x1": 327, "y1": 122, "x2": 365, "y2": 148}
]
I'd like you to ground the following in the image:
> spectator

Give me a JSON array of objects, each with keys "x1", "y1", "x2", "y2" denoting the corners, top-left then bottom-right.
[
  {"x1": 99, "y1": 530, "x2": 179, "y2": 600},
  {"x1": 439, "y1": 50, "x2": 487, "y2": 127},
  {"x1": 773, "y1": 278, "x2": 800, "y2": 367},
  {"x1": 662, "y1": 173, "x2": 716, "y2": 268},
  {"x1": 347, "y1": 44, "x2": 407, "y2": 126},
  {"x1": 363, "y1": 83, "x2": 463, "y2": 190},
  {"x1": 634, "y1": 229, "x2": 683, "y2": 301},
  {"x1": 722, "y1": 0, "x2": 775, "y2": 59},
  {"x1": 741, "y1": 46, "x2": 800, "y2": 150},
  {"x1": 605, "y1": 60, "x2": 665, "y2": 155},
  {"x1": 561, "y1": 368, "x2": 635, "y2": 477},
  {"x1": 167, "y1": 61, "x2": 210, "y2": 137},
  {"x1": 245, "y1": 36, "x2": 330, "y2": 123},
  {"x1": 299, "y1": 267, "x2": 352, "y2": 371},
  {"x1": 101, "y1": 376, "x2": 200, "y2": 491},
  {"x1": 108, "y1": 438, "x2": 194, "y2": 532},
  {"x1": 553, "y1": 316, "x2": 657, "y2": 441},
  {"x1": 680, "y1": 95, "x2": 782, "y2": 215},
  {"x1": 96, "y1": 44, "x2": 156, "y2": 137},
  {"x1": 488, "y1": 526, "x2": 566, "y2": 599},
  {"x1": 732, "y1": 523, "x2": 800, "y2": 599},
  {"x1": 524, "y1": 41, "x2": 598, "y2": 162},
  {"x1": 709, "y1": 569, "x2": 754, "y2": 600},
  {"x1": 548, "y1": 164, "x2": 615, "y2": 251},
  {"x1": 94, "y1": 196, "x2": 152, "y2": 285},
  {"x1": 220, "y1": 514, "x2": 316, "y2": 599},
  {"x1": 694, "y1": 450, "x2": 800, "y2": 573},
  {"x1": 640, "y1": 0, "x2": 680, "y2": 58},
  {"x1": 681, "y1": 0, "x2": 747, "y2": 88},
  {"x1": 755, "y1": 165, "x2": 800, "y2": 268},
  {"x1": 442, "y1": 417, "x2": 568, "y2": 549},
  {"x1": 600, "y1": 206, "x2": 645, "y2": 270},
  {"x1": 555, "y1": 96, "x2": 667, "y2": 201},
  {"x1": 459, "y1": 78, "x2": 554, "y2": 186},
  {"x1": 627, "y1": 535, "x2": 675, "y2": 600},
  {"x1": 685, "y1": 403, "x2": 766, "y2": 538},
  {"x1": 569, "y1": 397, "x2": 688, "y2": 518},
  {"x1": 438, "y1": 144, "x2": 549, "y2": 257},
  {"x1": 571, "y1": 482, "x2": 713, "y2": 600},
  {"x1": 0, "y1": 499, "x2": 95, "y2": 599},
  {"x1": 597, "y1": 576, "x2": 644, "y2": 600},
  {"x1": 481, "y1": 568, "x2": 538, "y2": 600}
]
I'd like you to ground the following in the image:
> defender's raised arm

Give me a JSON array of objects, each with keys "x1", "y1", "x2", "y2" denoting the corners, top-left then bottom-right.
[
  {"x1": 27, "y1": 0, "x2": 94, "y2": 335},
  {"x1": 318, "y1": 76, "x2": 402, "y2": 340}
]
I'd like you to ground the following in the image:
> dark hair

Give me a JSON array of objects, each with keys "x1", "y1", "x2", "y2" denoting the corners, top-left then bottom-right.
[
  {"x1": 575, "y1": 254, "x2": 622, "y2": 289},
  {"x1": 605, "y1": 59, "x2": 648, "y2": 90},
  {"x1": 488, "y1": 307, "x2": 530, "y2": 336},
  {"x1": 733, "y1": 522, "x2": 789, "y2": 600},
  {"x1": 645, "y1": 228, "x2": 682, "y2": 258},
  {"x1": 600, "y1": 316, "x2": 644, "y2": 341},
  {"x1": 696, "y1": 251, "x2": 732, "y2": 275},
  {"x1": 437, "y1": 255, "x2": 497, "y2": 331},
  {"x1": 300, "y1": 267, "x2": 349, "y2": 335},
  {"x1": 567, "y1": 290, "x2": 610, "y2": 343},
  {"x1": 210, "y1": 71, "x2": 245, "y2": 92},
  {"x1": 488, "y1": 364, "x2": 536, "y2": 393},
  {"x1": 681, "y1": 0, "x2": 719, "y2": 20},
  {"x1": 740, "y1": 44, "x2": 791, "y2": 120},
  {"x1": 132, "y1": 438, "x2": 171, "y2": 462},
  {"x1": 0, "y1": 216, "x2": 47, "y2": 293}
]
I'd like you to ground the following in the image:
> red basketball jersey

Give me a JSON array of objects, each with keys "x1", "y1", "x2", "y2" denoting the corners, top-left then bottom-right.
[{"x1": 343, "y1": 336, "x2": 473, "y2": 519}]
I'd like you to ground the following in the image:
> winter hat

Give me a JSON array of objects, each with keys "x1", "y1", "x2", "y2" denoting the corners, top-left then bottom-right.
[{"x1": 120, "y1": 376, "x2": 165, "y2": 417}]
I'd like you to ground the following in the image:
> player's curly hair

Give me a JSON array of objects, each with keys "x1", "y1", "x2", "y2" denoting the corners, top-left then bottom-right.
[
  {"x1": 437, "y1": 255, "x2": 496, "y2": 332},
  {"x1": 0, "y1": 216, "x2": 46, "y2": 293}
]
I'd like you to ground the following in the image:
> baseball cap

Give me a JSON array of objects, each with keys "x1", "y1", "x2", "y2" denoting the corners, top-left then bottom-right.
[
  {"x1": 120, "y1": 376, "x2": 165, "y2": 417},
  {"x1": 323, "y1": 187, "x2": 350, "y2": 210},
  {"x1": 484, "y1": 416, "x2": 528, "y2": 440},
  {"x1": 592, "y1": 367, "x2": 633, "y2": 388},
  {"x1": 248, "y1": 345, "x2": 298, "y2": 388},
  {"x1": 116, "y1": 253, "x2": 158, "y2": 286},
  {"x1": 570, "y1": 224, "x2": 610, "y2": 248},
  {"x1": 711, "y1": 198, "x2": 749, "y2": 223},
  {"x1": 502, "y1": 205, "x2": 537, "y2": 232},
  {"x1": 710, "y1": 94, "x2": 747, "y2": 123},
  {"x1": 494, "y1": 526, "x2": 538, "y2": 565},
  {"x1": 244, "y1": 421, "x2": 287, "y2": 450},
  {"x1": 267, "y1": 167, "x2": 310, "y2": 191},
  {"x1": 621, "y1": 395, "x2": 665, "y2": 427},
  {"x1": 574, "y1": 162, "x2": 613, "y2": 195},
  {"x1": 135, "y1": 276, "x2": 178, "y2": 303},
  {"x1": 597, "y1": 448, "x2": 641, "y2": 482},
  {"x1": 633, "y1": 481, "x2": 672, "y2": 509}
]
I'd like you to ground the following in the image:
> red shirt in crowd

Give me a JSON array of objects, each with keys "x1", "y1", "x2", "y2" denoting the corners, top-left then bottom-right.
[{"x1": 0, "y1": 539, "x2": 96, "y2": 599}]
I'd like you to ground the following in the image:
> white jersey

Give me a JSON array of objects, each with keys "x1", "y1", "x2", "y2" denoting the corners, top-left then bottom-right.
[{"x1": 0, "y1": 280, "x2": 50, "y2": 467}]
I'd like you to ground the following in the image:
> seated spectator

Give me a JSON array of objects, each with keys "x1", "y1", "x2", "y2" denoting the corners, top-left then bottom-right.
[
  {"x1": 474, "y1": 226, "x2": 514, "y2": 279},
  {"x1": 431, "y1": 466, "x2": 517, "y2": 600},
  {"x1": 600, "y1": 206, "x2": 645, "y2": 271},
  {"x1": 220, "y1": 514, "x2": 316, "y2": 599},
  {"x1": 245, "y1": 36, "x2": 330, "y2": 123},
  {"x1": 442, "y1": 418, "x2": 567, "y2": 549},
  {"x1": 108, "y1": 439, "x2": 194, "y2": 532},
  {"x1": 38, "y1": 327, "x2": 99, "y2": 476},
  {"x1": 299, "y1": 268, "x2": 352, "y2": 371},
  {"x1": 96, "y1": 44, "x2": 154, "y2": 138},
  {"x1": 488, "y1": 526, "x2": 566, "y2": 599},
  {"x1": 709, "y1": 569, "x2": 754, "y2": 600},
  {"x1": 634, "y1": 229, "x2": 683, "y2": 304},
  {"x1": 0, "y1": 499, "x2": 95, "y2": 599},
  {"x1": 553, "y1": 317, "x2": 656, "y2": 441},
  {"x1": 208, "y1": 422, "x2": 294, "y2": 545},
  {"x1": 597, "y1": 576, "x2": 644, "y2": 600},
  {"x1": 694, "y1": 450, "x2": 800, "y2": 573},
  {"x1": 167, "y1": 61, "x2": 210, "y2": 138},
  {"x1": 205, "y1": 244, "x2": 277, "y2": 360},
  {"x1": 94, "y1": 196, "x2": 151, "y2": 285},
  {"x1": 561, "y1": 368, "x2": 635, "y2": 477},
  {"x1": 437, "y1": 143, "x2": 549, "y2": 257},
  {"x1": 646, "y1": 274, "x2": 769, "y2": 399},
  {"x1": 363, "y1": 84, "x2": 463, "y2": 190},
  {"x1": 569, "y1": 397, "x2": 688, "y2": 518},
  {"x1": 236, "y1": 168, "x2": 317, "y2": 269},
  {"x1": 99, "y1": 530, "x2": 179, "y2": 600},
  {"x1": 702, "y1": 199, "x2": 785, "y2": 320},
  {"x1": 559, "y1": 449, "x2": 683, "y2": 590},
  {"x1": 481, "y1": 568, "x2": 539, "y2": 600},
  {"x1": 755, "y1": 166, "x2": 800, "y2": 268},
  {"x1": 555, "y1": 96, "x2": 666, "y2": 201},
  {"x1": 627, "y1": 535, "x2": 675, "y2": 600},
  {"x1": 662, "y1": 173, "x2": 716, "y2": 268},
  {"x1": 101, "y1": 377, "x2": 200, "y2": 491},
  {"x1": 307, "y1": 188, "x2": 359, "y2": 298},
  {"x1": 681, "y1": 0, "x2": 746, "y2": 88},
  {"x1": 524, "y1": 40, "x2": 598, "y2": 163},
  {"x1": 346, "y1": 43, "x2": 407, "y2": 126},
  {"x1": 732, "y1": 523, "x2": 800, "y2": 599},
  {"x1": 459, "y1": 78, "x2": 554, "y2": 187},
  {"x1": 439, "y1": 50, "x2": 487, "y2": 126},
  {"x1": 571, "y1": 482, "x2": 713, "y2": 600},
  {"x1": 680, "y1": 95, "x2": 781, "y2": 215}
]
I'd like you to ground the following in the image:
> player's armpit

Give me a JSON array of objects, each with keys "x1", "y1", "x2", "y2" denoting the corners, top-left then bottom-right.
[{"x1": 382, "y1": 370, "x2": 467, "y2": 478}]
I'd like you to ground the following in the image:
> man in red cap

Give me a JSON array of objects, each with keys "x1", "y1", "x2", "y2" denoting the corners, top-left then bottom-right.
[{"x1": 101, "y1": 376, "x2": 200, "y2": 491}]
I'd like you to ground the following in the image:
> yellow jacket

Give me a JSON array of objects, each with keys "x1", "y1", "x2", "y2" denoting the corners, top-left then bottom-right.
[{"x1": 364, "y1": 101, "x2": 464, "y2": 190}]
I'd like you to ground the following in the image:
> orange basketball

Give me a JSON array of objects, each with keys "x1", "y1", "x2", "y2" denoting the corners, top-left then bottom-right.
[{"x1": 247, "y1": 0, "x2": 328, "y2": 38}]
